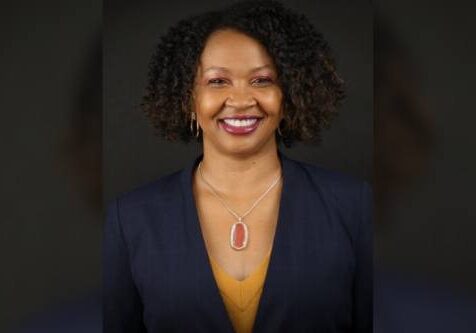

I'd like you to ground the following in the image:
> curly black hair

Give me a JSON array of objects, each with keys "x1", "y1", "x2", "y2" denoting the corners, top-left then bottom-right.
[{"x1": 142, "y1": 0, "x2": 345, "y2": 147}]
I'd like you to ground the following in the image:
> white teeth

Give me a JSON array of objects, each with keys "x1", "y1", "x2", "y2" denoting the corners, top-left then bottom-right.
[{"x1": 223, "y1": 118, "x2": 258, "y2": 127}]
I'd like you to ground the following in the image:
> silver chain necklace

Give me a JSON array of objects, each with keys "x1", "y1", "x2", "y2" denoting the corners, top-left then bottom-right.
[{"x1": 197, "y1": 161, "x2": 282, "y2": 251}]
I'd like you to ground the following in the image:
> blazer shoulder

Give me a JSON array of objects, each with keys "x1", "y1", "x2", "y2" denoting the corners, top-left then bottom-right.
[
  {"x1": 288, "y1": 158, "x2": 373, "y2": 251},
  {"x1": 289, "y1": 157, "x2": 372, "y2": 221},
  {"x1": 298, "y1": 158, "x2": 373, "y2": 239},
  {"x1": 290, "y1": 158, "x2": 369, "y2": 194},
  {"x1": 113, "y1": 169, "x2": 184, "y2": 210}
]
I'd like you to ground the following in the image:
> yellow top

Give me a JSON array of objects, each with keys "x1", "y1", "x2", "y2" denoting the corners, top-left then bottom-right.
[{"x1": 209, "y1": 253, "x2": 271, "y2": 333}]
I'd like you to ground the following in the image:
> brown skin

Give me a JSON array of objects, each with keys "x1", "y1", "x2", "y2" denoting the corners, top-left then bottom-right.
[{"x1": 192, "y1": 29, "x2": 283, "y2": 281}]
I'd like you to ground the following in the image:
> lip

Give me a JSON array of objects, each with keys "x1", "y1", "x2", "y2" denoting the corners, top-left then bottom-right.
[
  {"x1": 219, "y1": 115, "x2": 263, "y2": 120},
  {"x1": 218, "y1": 116, "x2": 263, "y2": 135}
]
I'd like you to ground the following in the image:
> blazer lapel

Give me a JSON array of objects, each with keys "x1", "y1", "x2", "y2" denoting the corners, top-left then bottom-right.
[
  {"x1": 252, "y1": 150, "x2": 299, "y2": 332},
  {"x1": 181, "y1": 155, "x2": 235, "y2": 332}
]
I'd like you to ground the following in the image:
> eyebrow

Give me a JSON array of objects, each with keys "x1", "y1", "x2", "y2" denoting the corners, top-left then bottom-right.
[{"x1": 202, "y1": 64, "x2": 274, "y2": 73}]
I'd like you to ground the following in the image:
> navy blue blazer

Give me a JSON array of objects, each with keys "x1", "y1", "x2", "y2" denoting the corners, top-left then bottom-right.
[{"x1": 103, "y1": 151, "x2": 373, "y2": 332}]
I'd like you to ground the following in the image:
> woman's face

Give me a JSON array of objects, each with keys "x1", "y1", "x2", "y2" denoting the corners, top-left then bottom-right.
[{"x1": 193, "y1": 29, "x2": 283, "y2": 157}]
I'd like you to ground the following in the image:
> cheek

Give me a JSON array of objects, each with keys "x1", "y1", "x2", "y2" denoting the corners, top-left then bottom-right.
[
  {"x1": 194, "y1": 90, "x2": 226, "y2": 117},
  {"x1": 258, "y1": 88, "x2": 283, "y2": 115}
]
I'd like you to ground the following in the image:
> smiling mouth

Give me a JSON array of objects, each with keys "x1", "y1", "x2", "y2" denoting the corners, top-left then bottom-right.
[{"x1": 218, "y1": 116, "x2": 264, "y2": 135}]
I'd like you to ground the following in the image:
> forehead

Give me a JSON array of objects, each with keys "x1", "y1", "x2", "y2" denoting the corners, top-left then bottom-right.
[{"x1": 199, "y1": 29, "x2": 275, "y2": 72}]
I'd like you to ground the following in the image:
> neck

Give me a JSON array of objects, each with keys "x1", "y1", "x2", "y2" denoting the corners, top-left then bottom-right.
[{"x1": 199, "y1": 141, "x2": 282, "y2": 197}]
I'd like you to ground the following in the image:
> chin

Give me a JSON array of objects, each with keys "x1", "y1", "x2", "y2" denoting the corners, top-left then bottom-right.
[{"x1": 219, "y1": 137, "x2": 276, "y2": 157}]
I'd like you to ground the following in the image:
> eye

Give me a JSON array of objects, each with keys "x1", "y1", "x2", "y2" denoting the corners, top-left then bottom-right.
[
  {"x1": 207, "y1": 78, "x2": 228, "y2": 86},
  {"x1": 251, "y1": 77, "x2": 274, "y2": 86}
]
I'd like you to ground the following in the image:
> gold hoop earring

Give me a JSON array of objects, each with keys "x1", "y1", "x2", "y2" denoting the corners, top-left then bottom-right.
[
  {"x1": 277, "y1": 120, "x2": 284, "y2": 136},
  {"x1": 190, "y1": 112, "x2": 200, "y2": 138}
]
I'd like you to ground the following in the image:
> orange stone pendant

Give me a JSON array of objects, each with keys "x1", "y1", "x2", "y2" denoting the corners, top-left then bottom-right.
[{"x1": 230, "y1": 219, "x2": 248, "y2": 251}]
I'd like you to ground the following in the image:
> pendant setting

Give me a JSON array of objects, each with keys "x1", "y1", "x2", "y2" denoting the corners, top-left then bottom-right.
[{"x1": 230, "y1": 218, "x2": 248, "y2": 251}]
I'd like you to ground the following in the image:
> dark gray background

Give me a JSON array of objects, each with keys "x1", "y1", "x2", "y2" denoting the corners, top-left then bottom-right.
[
  {"x1": 375, "y1": 2, "x2": 476, "y2": 295},
  {"x1": 1, "y1": 1, "x2": 102, "y2": 331},
  {"x1": 103, "y1": 0, "x2": 373, "y2": 203}
]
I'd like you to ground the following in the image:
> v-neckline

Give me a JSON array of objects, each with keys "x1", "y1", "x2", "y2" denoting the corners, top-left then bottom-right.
[
  {"x1": 209, "y1": 251, "x2": 271, "y2": 312},
  {"x1": 208, "y1": 249, "x2": 272, "y2": 283},
  {"x1": 181, "y1": 150, "x2": 293, "y2": 332}
]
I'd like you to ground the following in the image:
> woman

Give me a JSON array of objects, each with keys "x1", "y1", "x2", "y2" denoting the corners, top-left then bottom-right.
[{"x1": 103, "y1": 1, "x2": 372, "y2": 332}]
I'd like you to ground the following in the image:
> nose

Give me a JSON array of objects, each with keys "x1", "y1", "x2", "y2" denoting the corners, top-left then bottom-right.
[{"x1": 225, "y1": 87, "x2": 257, "y2": 109}]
